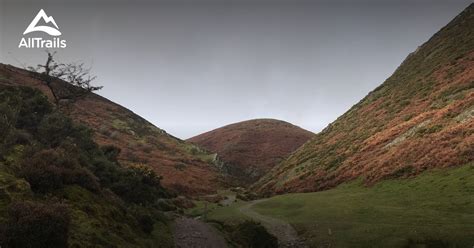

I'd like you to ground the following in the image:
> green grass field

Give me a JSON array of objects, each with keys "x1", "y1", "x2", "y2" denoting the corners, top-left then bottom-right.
[
  {"x1": 204, "y1": 163, "x2": 474, "y2": 247},
  {"x1": 186, "y1": 199, "x2": 250, "y2": 223}
]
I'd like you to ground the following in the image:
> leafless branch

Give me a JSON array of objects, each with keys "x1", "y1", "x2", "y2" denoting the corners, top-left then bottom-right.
[{"x1": 27, "y1": 51, "x2": 102, "y2": 105}]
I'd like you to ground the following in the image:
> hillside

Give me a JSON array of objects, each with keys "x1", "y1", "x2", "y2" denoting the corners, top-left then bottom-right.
[
  {"x1": 0, "y1": 86, "x2": 174, "y2": 247},
  {"x1": 254, "y1": 4, "x2": 474, "y2": 194},
  {"x1": 188, "y1": 119, "x2": 313, "y2": 185},
  {"x1": 0, "y1": 64, "x2": 222, "y2": 196}
]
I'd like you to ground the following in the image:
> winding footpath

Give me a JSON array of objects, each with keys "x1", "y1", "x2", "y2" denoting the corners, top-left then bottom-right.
[
  {"x1": 173, "y1": 217, "x2": 228, "y2": 248},
  {"x1": 173, "y1": 196, "x2": 307, "y2": 248},
  {"x1": 239, "y1": 199, "x2": 308, "y2": 248}
]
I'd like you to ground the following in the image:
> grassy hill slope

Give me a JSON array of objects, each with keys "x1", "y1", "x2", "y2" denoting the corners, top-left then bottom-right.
[
  {"x1": 206, "y1": 162, "x2": 474, "y2": 247},
  {"x1": 188, "y1": 119, "x2": 313, "y2": 185},
  {"x1": 254, "y1": 3, "x2": 474, "y2": 195},
  {"x1": 0, "y1": 86, "x2": 174, "y2": 247}
]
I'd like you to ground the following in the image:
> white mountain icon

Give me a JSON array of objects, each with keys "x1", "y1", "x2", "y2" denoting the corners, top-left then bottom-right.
[{"x1": 23, "y1": 9, "x2": 62, "y2": 36}]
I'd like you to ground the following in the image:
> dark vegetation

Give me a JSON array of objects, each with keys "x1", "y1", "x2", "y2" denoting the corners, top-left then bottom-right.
[
  {"x1": 0, "y1": 86, "x2": 173, "y2": 247},
  {"x1": 1, "y1": 60, "x2": 224, "y2": 196},
  {"x1": 208, "y1": 220, "x2": 278, "y2": 248},
  {"x1": 1, "y1": 201, "x2": 70, "y2": 248},
  {"x1": 231, "y1": 221, "x2": 278, "y2": 248}
]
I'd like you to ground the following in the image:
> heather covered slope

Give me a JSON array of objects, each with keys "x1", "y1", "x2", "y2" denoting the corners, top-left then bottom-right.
[
  {"x1": 188, "y1": 119, "x2": 313, "y2": 185},
  {"x1": 0, "y1": 64, "x2": 223, "y2": 196},
  {"x1": 254, "y1": 4, "x2": 474, "y2": 195},
  {"x1": 0, "y1": 86, "x2": 174, "y2": 247}
]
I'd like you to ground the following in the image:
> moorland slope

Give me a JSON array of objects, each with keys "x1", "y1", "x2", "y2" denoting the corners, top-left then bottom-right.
[
  {"x1": 255, "y1": 4, "x2": 474, "y2": 194},
  {"x1": 0, "y1": 64, "x2": 223, "y2": 195},
  {"x1": 188, "y1": 119, "x2": 313, "y2": 185}
]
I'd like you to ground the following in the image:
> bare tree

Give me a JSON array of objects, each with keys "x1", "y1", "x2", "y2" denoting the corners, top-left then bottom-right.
[{"x1": 28, "y1": 51, "x2": 103, "y2": 105}]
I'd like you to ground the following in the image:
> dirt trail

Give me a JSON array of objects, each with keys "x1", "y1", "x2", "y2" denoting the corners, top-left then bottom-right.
[
  {"x1": 239, "y1": 199, "x2": 308, "y2": 248},
  {"x1": 173, "y1": 216, "x2": 228, "y2": 248}
]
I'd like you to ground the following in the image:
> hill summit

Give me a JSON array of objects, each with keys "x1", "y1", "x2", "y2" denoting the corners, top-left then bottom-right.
[{"x1": 188, "y1": 119, "x2": 313, "y2": 185}]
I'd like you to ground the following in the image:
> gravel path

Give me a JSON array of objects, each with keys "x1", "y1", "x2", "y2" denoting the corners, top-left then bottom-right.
[
  {"x1": 239, "y1": 199, "x2": 308, "y2": 248},
  {"x1": 173, "y1": 216, "x2": 228, "y2": 248}
]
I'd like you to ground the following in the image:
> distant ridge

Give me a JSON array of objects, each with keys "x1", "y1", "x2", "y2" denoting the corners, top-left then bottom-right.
[{"x1": 188, "y1": 118, "x2": 313, "y2": 185}]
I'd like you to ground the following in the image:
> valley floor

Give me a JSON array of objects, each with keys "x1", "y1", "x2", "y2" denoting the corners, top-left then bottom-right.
[{"x1": 189, "y1": 163, "x2": 474, "y2": 248}]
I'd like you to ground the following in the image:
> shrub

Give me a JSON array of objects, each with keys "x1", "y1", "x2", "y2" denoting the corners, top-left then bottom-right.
[
  {"x1": 137, "y1": 214, "x2": 155, "y2": 234},
  {"x1": 155, "y1": 199, "x2": 177, "y2": 212},
  {"x1": 0, "y1": 98, "x2": 21, "y2": 157},
  {"x1": 129, "y1": 205, "x2": 168, "y2": 233},
  {"x1": 415, "y1": 124, "x2": 443, "y2": 137},
  {"x1": 109, "y1": 165, "x2": 168, "y2": 204},
  {"x1": 5, "y1": 129, "x2": 33, "y2": 146},
  {"x1": 85, "y1": 157, "x2": 120, "y2": 186},
  {"x1": 15, "y1": 90, "x2": 52, "y2": 133},
  {"x1": 37, "y1": 112, "x2": 75, "y2": 147},
  {"x1": 0, "y1": 201, "x2": 70, "y2": 248},
  {"x1": 232, "y1": 221, "x2": 278, "y2": 248},
  {"x1": 36, "y1": 112, "x2": 97, "y2": 154},
  {"x1": 190, "y1": 147, "x2": 199, "y2": 155},
  {"x1": 101, "y1": 145, "x2": 121, "y2": 162},
  {"x1": 63, "y1": 167, "x2": 100, "y2": 192},
  {"x1": 20, "y1": 158, "x2": 63, "y2": 193},
  {"x1": 19, "y1": 149, "x2": 100, "y2": 193},
  {"x1": 0, "y1": 86, "x2": 52, "y2": 133},
  {"x1": 81, "y1": 154, "x2": 170, "y2": 205},
  {"x1": 0, "y1": 103, "x2": 16, "y2": 140}
]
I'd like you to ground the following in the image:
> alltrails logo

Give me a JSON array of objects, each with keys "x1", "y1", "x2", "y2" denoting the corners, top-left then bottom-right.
[{"x1": 19, "y1": 9, "x2": 67, "y2": 48}]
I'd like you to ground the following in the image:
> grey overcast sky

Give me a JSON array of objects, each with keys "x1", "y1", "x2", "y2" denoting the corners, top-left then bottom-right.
[{"x1": 0, "y1": 0, "x2": 472, "y2": 139}]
